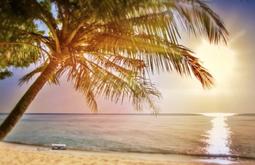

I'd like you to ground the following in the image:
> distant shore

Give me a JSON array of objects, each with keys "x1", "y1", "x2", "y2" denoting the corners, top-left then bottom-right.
[{"x1": 0, "y1": 142, "x2": 254, "y2": 165}]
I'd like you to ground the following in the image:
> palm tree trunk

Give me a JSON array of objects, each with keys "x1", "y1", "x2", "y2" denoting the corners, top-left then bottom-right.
[{"x1": 0, "y1": 60, "x2": 58, "y2": 140}]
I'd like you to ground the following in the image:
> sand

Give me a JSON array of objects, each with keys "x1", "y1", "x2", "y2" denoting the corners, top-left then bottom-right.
[{"x1": 0, "y1": 142, "x2": 253, "y2": 165}]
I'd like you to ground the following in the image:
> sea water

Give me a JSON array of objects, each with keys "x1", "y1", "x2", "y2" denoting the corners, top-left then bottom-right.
[{"x1": 0, "y1": 113, "x2": 254, "y2": 163}]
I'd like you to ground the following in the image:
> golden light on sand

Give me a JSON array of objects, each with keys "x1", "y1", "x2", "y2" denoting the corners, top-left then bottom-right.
[{"x1": 195, "y1": 41, "x2": 236, "y2": 85}]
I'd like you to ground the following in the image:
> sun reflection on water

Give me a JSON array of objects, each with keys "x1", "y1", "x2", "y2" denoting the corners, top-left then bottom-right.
[
  {"x1": 207, "y1": 116, "x2": 231, "y2": 155},
  {"x1": 200, "y1": 113, "x2": 235, "y2": 164}
]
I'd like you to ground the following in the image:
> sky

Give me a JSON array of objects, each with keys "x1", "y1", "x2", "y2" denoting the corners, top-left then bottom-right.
[{"x1": 1, "y1": 0, "x2": 255, "y2": 114}]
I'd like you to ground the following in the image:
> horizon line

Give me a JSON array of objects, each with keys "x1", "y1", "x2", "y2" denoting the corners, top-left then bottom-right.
[{"x1": 0, "y1": 112, "x2": 254, "y2": 116}]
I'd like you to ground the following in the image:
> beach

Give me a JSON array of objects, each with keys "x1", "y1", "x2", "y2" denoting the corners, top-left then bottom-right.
[
  {"x1": 0, "y1": 142, "x2": 201, "y2": 165},
  {"x1": 0, "y1": 142, "x2": 254, "y2": 165}
]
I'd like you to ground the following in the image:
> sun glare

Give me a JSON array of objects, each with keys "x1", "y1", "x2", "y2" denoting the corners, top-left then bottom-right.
[{"x1": 195, "y1": 41, "x2": 236, "y2": 85}]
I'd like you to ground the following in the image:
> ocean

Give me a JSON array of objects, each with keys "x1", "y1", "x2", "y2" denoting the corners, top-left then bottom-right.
[{"x1": 0, "y1": 113, "x2": 254, "y2": 163}]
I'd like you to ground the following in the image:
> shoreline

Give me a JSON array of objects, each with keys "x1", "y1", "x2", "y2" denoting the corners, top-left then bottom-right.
[
  {"x1": 5, "y1": 141, "x2": 255, "y2": 160},
  {"x1": 0, "y1": 142, "x2": 254, "y2": 165}
]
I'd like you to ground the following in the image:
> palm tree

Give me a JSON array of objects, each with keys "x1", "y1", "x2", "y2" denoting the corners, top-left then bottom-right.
[{"x1": 0, "y1": 0, "x2": 228, "y2": 139}]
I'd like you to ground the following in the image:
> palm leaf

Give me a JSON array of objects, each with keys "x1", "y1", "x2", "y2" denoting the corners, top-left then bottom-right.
[{"x1": 0, "y1": 0, "x2": 228, "y2": 112}]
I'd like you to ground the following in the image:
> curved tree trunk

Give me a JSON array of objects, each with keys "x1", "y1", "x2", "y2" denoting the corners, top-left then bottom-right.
[{"x1": 0, "y1": 60, "x2": 58, "y2": 140}]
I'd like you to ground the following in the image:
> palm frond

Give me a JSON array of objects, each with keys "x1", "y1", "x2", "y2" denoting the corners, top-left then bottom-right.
[
  {"x1": 63, "y1": 55, "x2": 160, "y2": 111},
  {"x1": 78, "y1": 32, "x2": 213, "y2": 88},
  {"x1": 19, "y1": 64, "x2": 47, "y2": 85},
  {"x1": 19, "y1": 61, "x2": 62, "y2": 86},
  {"x1": 69, "y1": 0, "x2": 227, "y2": 46},
  {"x1": 171, "y1": 0, "x2": 228, "y2": 43}
]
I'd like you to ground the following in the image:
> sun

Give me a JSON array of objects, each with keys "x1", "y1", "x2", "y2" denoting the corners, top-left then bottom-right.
[{"x1": 195, "y1": 40, "x2": 236, "y2": 85}]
